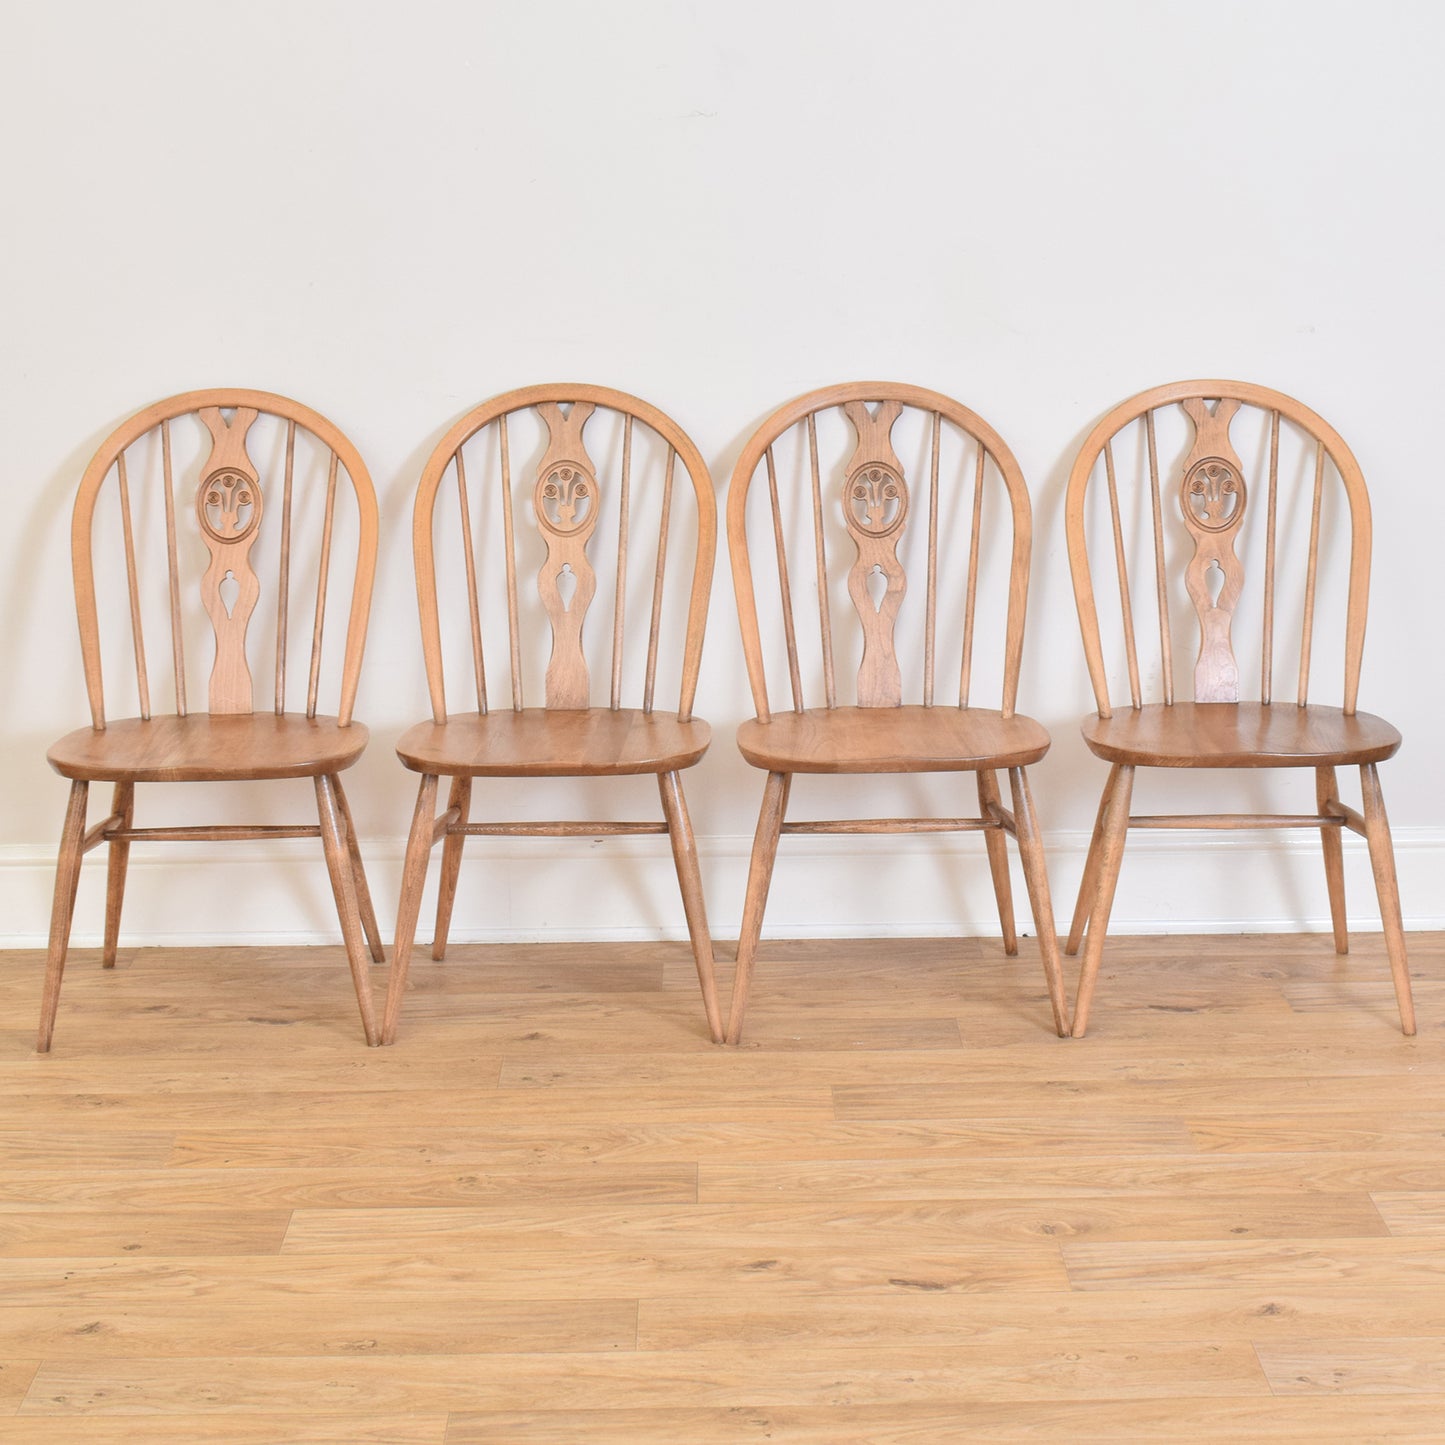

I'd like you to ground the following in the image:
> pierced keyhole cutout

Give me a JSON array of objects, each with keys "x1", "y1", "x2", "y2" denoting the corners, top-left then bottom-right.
[
  {"x1": 865, "y1": 564, "x2": 888, "y2": 613},
  {"x1": 556, "y1": 563, "x2": 578, "y2": 613},
  {"x1": 219, "y1": 570, "x2": 240, "y2": 618},
  {"x1": 1205, "y1": 560, "x2": 1225, "y2": 608}
]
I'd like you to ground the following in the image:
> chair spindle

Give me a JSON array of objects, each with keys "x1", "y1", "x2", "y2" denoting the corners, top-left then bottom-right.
[
  {"x1": 307, "y1": 450, "x2": 339, "y2": 720},
  {"x1": 160, "y1": 420, "x2": 186, "y2": 715},
  {"x1": 807, "y1": 414, "x2": 836, "y2": 709},
  {"x1": 1103, "y1": 439, "x2": 1141, "y2": 708},
  {"x1": 765, "y1": 444, "x2": 804, "y2": 712},
  {"x1": 642, "y1": 443, "x2": 675, "y2": 715},
  {"x1": 958, "y1": 439, "x2": 986, "y2": 708},
  {"x1": 1144, "y1": 411, "x2": 1172, "y2": 706},
  {"x1": 498, "y1": 415, "x2": 523, "y2": 710},
  {"x1": 924, "y1": 410, "x2": 940, "y2": 707},
  {"x1": 1298, "y1": 437, "x2": 1325, "y2": 707},
  {"x1": 116, "y1": 450, "x2": 151, "y2": 721},
  {"x1": 611, "y1": 415, "x2": 633, "y2": 710},
  {"x1": 1261, "y1": 410, "x2": 1280, "y2": 705},
  {"x1": 274, "y1": 419, "x2": 295, "y2": 715},
  {"x1": 454, "y1": 448, "x2": 487, "y2": 715}
]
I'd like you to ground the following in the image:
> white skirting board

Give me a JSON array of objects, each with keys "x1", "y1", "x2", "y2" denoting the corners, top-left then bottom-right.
[{"x1": 0, "y1": 827, "x2": 1440, "y2": 947}]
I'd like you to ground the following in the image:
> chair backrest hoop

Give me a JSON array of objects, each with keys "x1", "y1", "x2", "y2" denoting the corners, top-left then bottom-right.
[
  {"x1": 411, "y1": 383, "x2": 717, "y2": 723},
  {"x1": 1064, "y1": 378, "x2": 1372, "y2": 719},
  {"x1": 71, "y1": 388, "x2": 379, "y2": 730},
  {"x1": 728, "y1": 381, "x2": 1034, "y2": 723}
]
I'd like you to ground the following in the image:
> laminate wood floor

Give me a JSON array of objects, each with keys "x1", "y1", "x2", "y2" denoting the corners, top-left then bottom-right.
[{"x1": 2, "y1": 931, "x2": 1443, "y2": 1442}]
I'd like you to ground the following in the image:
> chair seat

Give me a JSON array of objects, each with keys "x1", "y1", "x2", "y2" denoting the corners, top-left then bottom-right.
[
  {"x1": 1081, "y1": 702, "x2": 1401, "y2": 768},
  {"x1": 736, "y1": 705, "x2": 1051, "y2": 774},
  {"x1": 396, "y1": 708, "x2": 711, "y2": 777},
  {"x1": 47, "y1": 714, "x2": 369, "y2": 783}
]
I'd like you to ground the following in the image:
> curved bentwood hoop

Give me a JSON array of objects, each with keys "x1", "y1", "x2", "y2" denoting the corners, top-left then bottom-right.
[
  {"x1": 1065, "y1": 379, "x2": 1413, "y2": 1036},
  {"x1": 726, "y1": 381, "x2": 1066, "y2": 1042}
]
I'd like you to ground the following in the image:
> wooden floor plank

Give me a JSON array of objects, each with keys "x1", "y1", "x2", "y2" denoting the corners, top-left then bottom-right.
[
  {"x1": 1371, "y1": 1192, "x2": 1445, "y2": 1235},
  {"x1": 0, "y1": 1211, "x2": 290, "y2": 1258},
  {"x1": 19, "y1": 1341, "x2": 1271, "y2": 1413},
  {"x1": 0, "y1": 1416, "x2": 448, "y2": 1442},
  {"x1": 1257, "y1": 1338, "x2": 1445, "y2": 1394},
  {"x1": 441, "y1": 1398, "x2": 1445, "y2": 1443}
]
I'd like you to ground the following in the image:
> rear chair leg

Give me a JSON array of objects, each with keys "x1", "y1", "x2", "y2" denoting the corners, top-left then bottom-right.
[
  {"x1": 1071, "y1": 764, "x2": 1133, "y2": 1038},
  {"x1": 1316, "y1": 765, "x2": 1348, "y2": 955},
  {"x1": 659, "y1": 770, "x2": 723, "y2": 1044},
  {"x1": 1008, "y1": 766, "x2": 1067, "y2": 1038},
  {"x1": 1359, "y1": 762, "x2": 1415, "y2": 1037},
  {"x1": 432, "y1": 775, "x2": 472, "y2": 961},
  {"x1": 102, "y1": 782, "x2": 135, "y2": 969},
  {"x1": 976, "y1": 770, "x2": 1018, "y2": 956},
  {"x1": 1067, "y1": 765, "x2": 1119, "y2": 956},
  {"x1": 332, "y1": 774, "x2": 385, "y2": 964},
  {"x1": 724, "y1": 770, "x2": 791, "y2": 1046},
  {"x1": 383, "y1": 773, "x2": 441, "y2": 1045},
  {"x1": 315, "y1": 774, "x2": 380, "y2": 1046},
  {"x1": 37, "y1": 780, "x2": 91, "y2": 1053}
]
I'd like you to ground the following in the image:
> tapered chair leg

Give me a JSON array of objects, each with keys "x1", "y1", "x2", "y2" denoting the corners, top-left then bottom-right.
[
  {"x1": 432, "y1": 775, "x2": 472, "y2": 961},
  {"x1": 1067, "y1": 764, "x2": 1119, "y2": 956},
  {"x1": 102, "y1": 782, "x2": 135, "y2": 969},
  {"x1": 1359, "y1": 762, "x2": 1415, "y2": 1036},
  {"x1": 1071, "y1": 764, "x2": 1134, "y2": 1038},
  {"x1": 315, "y1": 774, "x2": 380, "y2": 1046},
  {"x1": 977, "y1": 770, "x2": 1017, "y2": 956},
  {"x1": 724, "y1": 770, "x2": 791, "y2": 1046},
  {"x1": 37, "y1": 780, "x2": 91, "y2": 1053},
  {"x1": 1008, "y1": 766, "x2": 1067, "y2": 1038},
  {"x1": 383, "y1": 773, "x2": 441, "y2": 1045},
  {"x1": 1316, "y1": 765, "x2": 1349, "y2": 955},
  {"x1": 332, "y1": 775, "x2": 384, "y2": 964},
  {"x1": 659, "y1": 770, "x2": 723, "y2": 1044}
]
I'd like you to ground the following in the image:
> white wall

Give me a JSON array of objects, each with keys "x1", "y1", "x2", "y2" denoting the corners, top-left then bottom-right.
[{"x1": 2, "y1": 0, "x2": 1442, "y2": 945}]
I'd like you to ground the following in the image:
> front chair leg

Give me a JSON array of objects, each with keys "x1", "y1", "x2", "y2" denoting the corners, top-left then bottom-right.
[
  {"x1": 1359, "y1": 762, "x2": 1415, "y2": 1036},
  {"x1": 977, "y1": 770, "x2": 1018, "y2": 956},
  {"x1": 37, "y1": 780, "x2": 91, "y2": 1053},
  {"x1": 1316, "y1": 765, "x2": 1349, "y2": 955},
  {"x1": 432, "y1": 775, "x2": 472, "y2": 961},
  {"x1": 331, "y1": 774, "x2": 385, "y2": 964},
  {"x1": 724, "y1": 770, "x2": 791, "y2": 1046},
  {"x1": 1071, "y1": 763, "x2": 1134, "y2": 1038},
  {"x1": 102, "y1": 782, "x2": 135, "y2": 969},
  {"x1": 315, "y1": 774, "x2": 380, "y2": 1046},
  {"x1": 1067, "y1": 764, "x2": 1120, "y2": 956},
  {"x1": 1008, "y1": 766, "x2": 1067, "y2": 1038},
  {"x1": 658, "y1": 769, "x2": 723, "y2": 1044},
  {"x1": 382, "y1": 773, "x2": 441, "y2": 1045}
]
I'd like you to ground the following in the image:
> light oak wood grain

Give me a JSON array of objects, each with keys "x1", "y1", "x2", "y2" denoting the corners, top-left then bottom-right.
[
  {"x1": 42, "y1": 390, "x2": 382, "y2": 1051},
  {"x1": 727, "y1": 383, "x2": 1062, "y2": 1040},
  {"x1": 387, "y1": 385, "x2": 723, "y2": 1044},
  {"x1": 1064, "y1": 380, "x2": 1414, "y2": 1034},
  {"x1": 0, "y1": 1420, "x2": 447, "y2": 1444},
  {"x1": 1257, "y1": 1338, "x2": 1445, "y2": 1395}
]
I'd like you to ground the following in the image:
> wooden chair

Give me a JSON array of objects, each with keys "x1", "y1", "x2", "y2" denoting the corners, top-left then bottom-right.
[
  {"x1": 382, "y1": 385, "x2": 723, "y2": 1044},
  {"x1": 725, "y1": 382, "x2": 1067, "y2": 1043},
  {"x1": 1065, "y1": 380, "x2": 1414, "y2": 1036},
  {"x1": 41, "y1": 390, "x2": 383, "y2": 1050}
]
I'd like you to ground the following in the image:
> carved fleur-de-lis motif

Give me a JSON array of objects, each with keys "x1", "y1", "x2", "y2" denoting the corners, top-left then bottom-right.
[
  {"x1": 1178, "y1": 398, "x2": 1247, "y2": 702},
  {"x1": 198, "y1": 469, "x2": 261, "y2": 543},
  {"x1": 1183, "y1": 458, "x2": 1245, "y2": 532},
  {"x1": 841, "y1": 400, "x2": 908, "y2": 706},
  {"x1": 195, "y1": 408, "x2": 264, "y2": 714},
  {"x1": 538, "y1": 464, "x2": 593, "y2": 534},
  {"x1": 533, "y1": 402, "x2": 600, "y2": 708}
]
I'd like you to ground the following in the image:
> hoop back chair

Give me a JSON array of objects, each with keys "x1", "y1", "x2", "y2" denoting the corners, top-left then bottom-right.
[
  {"x1": 42, "y1": 390, "x2": 383, "y2": 1049},
  {"x1": 1065, "y1": 379, "x2": 1413, "y2": 1036},
  {"x1": 726, "y1": 382, "x2": 1066, "y2": 1043},
  {"x1": 383, "y1": 384, "x2": 722, "y2": 1044}
]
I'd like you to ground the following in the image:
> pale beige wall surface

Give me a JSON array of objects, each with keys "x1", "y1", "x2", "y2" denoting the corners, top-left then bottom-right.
[{"x1": 1, "y1": 0, "x2": 1440, "y2": 942}]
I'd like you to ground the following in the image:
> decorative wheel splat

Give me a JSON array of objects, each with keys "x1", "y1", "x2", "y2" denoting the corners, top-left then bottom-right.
[
  {"x1": 1178, "y1": 398, "x2": 1246, "y2": 702},
  {"x1": 533, "y1": 402, "x2": 600, "y2": 708},
  {"x1": 196, "y1": 407, "x2": 263, "y2": 713},
  {"x1": 841, "y1": 400, "x2": 908, "y2": 705}
]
